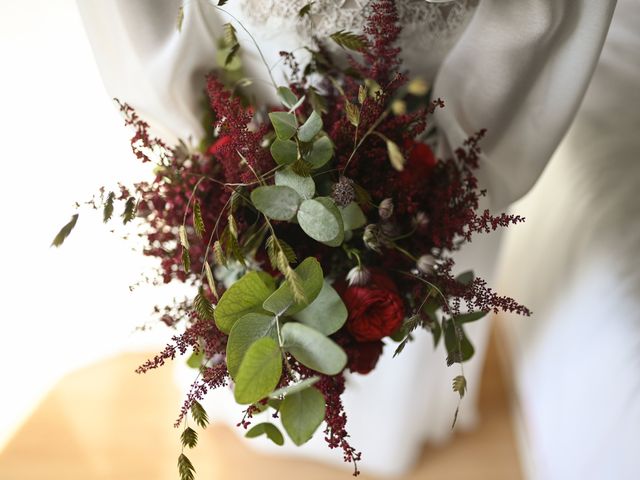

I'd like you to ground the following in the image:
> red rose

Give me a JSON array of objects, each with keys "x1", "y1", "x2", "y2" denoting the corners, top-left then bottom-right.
[
  {"x1": 339, "y1": 271, "x2": 405, "y2": 342},
  {"x1": 346, "y1": 340, "x2": 384, "y2": 374},
  {"x1": 399, "y1": 140, "x2": 436, "y2": 187}
]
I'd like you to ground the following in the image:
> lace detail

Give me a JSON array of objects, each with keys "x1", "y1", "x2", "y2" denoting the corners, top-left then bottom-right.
[{"x1": 239, "y1": 0, "x2": 479, "y2": 80}]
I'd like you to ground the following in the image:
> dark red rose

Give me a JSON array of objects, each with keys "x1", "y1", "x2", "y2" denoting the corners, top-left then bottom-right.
[
  {"x1": 339, "y1": 271, "x2": 405, "y2": 342},
  {"x1": 399, "y1": 140, "x2": 436, "y2": 186},
  {"x1": 346, "y1": 340, "x2": 384, "y2": 374}
]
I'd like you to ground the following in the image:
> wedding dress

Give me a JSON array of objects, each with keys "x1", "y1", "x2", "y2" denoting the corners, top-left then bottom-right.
[
  {"x1": 76, "y1": 0, "x2": 616, "y2": 476},
  {"x1": 497, "y1": 1, "x2": 639, "y2": 478}
]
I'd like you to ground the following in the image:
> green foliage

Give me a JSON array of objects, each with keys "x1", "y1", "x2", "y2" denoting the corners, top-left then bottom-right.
[
  {"x1": 263, "y1": 257, "x2": 323, "y2": 316},
  {"x1": 251, "y1": 185, "x2": 301, "y2": 221},
  {"x1": 270, "y1": 138, "x2": 298, "y2": 166},
  {"x1": 298, "y1": 2, "x2": 314, "y2": 18},
  {"x1": 339, "y1": 202, "x2": 367, "y2": 231},
  {"x1": 186, "y1": 350, "x2": 203, "y2": 369},
  {"x1": 330, "y1": 30, "x2": 367, "y2": 52},
  {"x1": 277, "y1": 87, "x2": 299, "y2": 110},
  {"x1": 179, "y1": 225, "x2": 190, "y2": 249},
  {"x1": 217, "y1": 0, "x2": 230, "y2": 5},
  {"x1": 280, "y1": 387, "x2": 326, "y2": 446},
  {"x1": 281, "y1": 322, "x2": 347, "y2": 375},
  {"x1": 452, "y1": 375, "x2": 467, "y2": 399},
  {"x1": 455, "y1": 270, "x2": 475, "y2": 286},
  {"x1": 176, "y1": 5, "x2": 184, "y2": 32},
  {"x1": 121, "y1": 197, "x2": 137, "y2": 224},
  {"x1": 297, "y1": 197, "x2": 344, "y2": 247},
  {"x1": 270, "y1": 377, "x2": 320, "y2": 398},
  {"x1": 307, "y1": 86, "x2": 328, "y2": 114},
  {"x1": 234, "y1": 337, "x2": 283, "y2": 404},
  {"x1": 345, "y1": 101, "x2": 360, "y2": 127},
  {"x1": 190, "y1": 401, "x2": 209, "y2": 429},
  {"x1": 177, "y1": 453, "x2": 195, "y2": 480},
  {"x1": 304, "y1": 136, "x2": 333, "y2": 169},
  {"x1": 181, "y1": 427, "x2": 198, "y2": 448},
  {"x1": 204, "y1": 262, "x2": 218, "y2": 299},
  {"x1": 444, "y1": 321, "x2": 475, "y2": 365},
  {"x1": 275, "y1": 167, "x2": 316, "y2": 199},
  {"x1": 245, "y1": 422, "x2": 285, "y2": 446},
  {"x1": 297, "y1": 111, "x2": 322, "y2": 143},
  {"x1": 103, "y1": 192, "x2": 115, "y2": 223},
  {"x1": 181, "y1": 247, "x2": 191, "y2": 273},
  {"x1": 265, "y1": 235, "x2": 297, "y2": 270},
  {"x1": 226, "y1": 313, "x2": 277, "y2": 378},
  {"x1": 358, "y1": 84, "x2": 367, "y2": 104},
  {"x1": 51, "y1": 213, "x2": 79, "y2": 247},
  {"x1": 192, "y1": 200, "x2": 205, "y2": 238},
  {"x1": 194, "y1": 287, "x2": 215, "y2": 321},
  {"x1": 269, "y1": 112, "x2": 298, "y2": 140},
  {"x1": 214, "y1": 271, "x2": 276, "y2": 333},
  {"x1": 293, "y1": 281, "x2": 347, "y2": 335},
  {"x1": 454, "y1": 311, "x2": 488, "y2": 324},
  {"x1": 386, "y1": 139, "x2": 405, "y2": 171},
  {"x1": 213, "y1": 240, "x2": 226, "y2": 267},
  {"x1": 223, "y1": 22, "x2": 238, "y2": 46}
]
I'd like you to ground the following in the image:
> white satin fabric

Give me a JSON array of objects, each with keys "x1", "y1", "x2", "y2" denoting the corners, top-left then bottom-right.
[
  {"x1": 76, "y1": 0, "x2": 615, "y2": 476},
  {"x1": 497, "y1": 1, "x2": 640, "y2": 478}
]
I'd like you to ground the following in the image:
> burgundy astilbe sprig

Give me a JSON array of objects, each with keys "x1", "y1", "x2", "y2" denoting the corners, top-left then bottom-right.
[
  {"x1": 174, "y1": 362, "x2": 229, "y2": 428},
  {"x1": 115, "y1": 99, "x2": 169, "y2": 164},
  {"x1": 206, "y1": 74, "x2": 271, "y2": 184},
  {"x1": 316, "y1": 374, "x2": 362, "y2": 476}
]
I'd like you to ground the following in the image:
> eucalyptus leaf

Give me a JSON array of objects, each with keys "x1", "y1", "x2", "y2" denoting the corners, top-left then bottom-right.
[
  {"x1": 234, "y1": 337, "x2": 283, "y2": 405},
  {"x1": 275, "y1": 167, "x2": 315, "y2": 199},
  {"x1": 263, "y1": 257, "x2": 323, "y2": 316},
  {"x1": 454, "y1": 311, "x2": 488, "y2": 324},
  {"x1": 270, "y1": 139, "x2": 298, "y2": 166},
  {"x1": 245, "y1": 422, "x2": 285, "y2": 446},
  {"x1": 293, "y1": 281, "x2": 347, "y2": 335},
  {"x1": 304, "y1": 136, "x2": 333, "y2": 169},
  {"x1": 269, "y1": 112, "x2": 297, "y2": 140},
  {"x1": 444, "y1": 321, "x2": 475, "y2": 364},
  {"x1": 186, "y1": 350, "x2": 204, "y2": 369},
  {"x1": 297, "y1": 111, "x2": 322, "y2": 143},
  {"x1": 214, "y1": 271, "x2": 276, "y2": 333},
  {"x1": 251, "y1": 185, "x2": 301, "y2": 221},
  {"x1": 339, "y1": 202, "x2": 367, "y2": 231},
  {"x1": 280, "y1": 387, "x2": 326, "y2": 446},
  {"x1": 297, "y1": 197, "x2": 344, "y2": 247},
  {"x1": 277, "y1": 87, "x2": 298, "y2": 109},
  {"x1": 269, "y1": 377, "x2": 320, "y2": 398},
  {"x1": 226, "y1": 313, "x2": 277, "y2": 378},
  {"x1": 455, "y1": 270, "x2": 475, "y2": 286},
  {"x1": 281, "y1": 322, "x2": 347, "y2": 375}
]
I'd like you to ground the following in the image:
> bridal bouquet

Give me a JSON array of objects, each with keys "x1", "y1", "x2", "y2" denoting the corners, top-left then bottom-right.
[{"x1": 54, "y1": 1, "x2": 529, "y2": 477}]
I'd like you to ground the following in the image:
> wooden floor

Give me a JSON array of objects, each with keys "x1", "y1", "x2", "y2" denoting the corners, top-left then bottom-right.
[{"x1": 0, "y1": 330, "x2": 522, "y2": 480}]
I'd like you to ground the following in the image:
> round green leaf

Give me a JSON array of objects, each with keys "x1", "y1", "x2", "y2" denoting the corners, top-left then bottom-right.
[
  {"x1": 269, "y1": 377, "x2": 320, "y2": 399},
  {"x1": 297, "y1": 197, "x2": 344, "y2": 247},
  {"x1": 215, "y1": 271, "x2": 276, "y2": 334},
  {"x1": 277, "y1": 87, "x2": 298, "y2": 109},
  {"x1": 292, "y1": 281, "x2": 347, "y2": 335},
  {"x1": 280, "y1": 387, "x2": 326, "y2": 446},
  {"x1": 339, "y1": 202, "x2": 367, "y2": 231},
  {"x1": 270, "y1": 138, "x2": 298, "y2": 166},
  {"x1": 269, "y1": 112, "x2": 297, "y2": 140},
  {"x1": 226, "y1": 313, "x2": 277, "y2": 379},
  {"x1": 297, "y1": 111, "x2": 322, "y2": 143},
  {"x1": 305, "y1": 136, "x2": 333, "y2": 169},
  {"x1": 251, "y1": 185, "x2": 301, "y2": 221},
  {"x1": 281, "y1": 322, "x2": 347, "y2": 375},
  {"x1": 245, "y1": 422, "x2": 285, "y2": 446},
  {"x1": 234, "y1": 337, "x2": 283, "y2": 405},
  {"x1": 275, "y1": 167, "x2": 315, "y2": 200},
  {"x1": 263, "y1": 257, "x2": 324, "y2": 316}
]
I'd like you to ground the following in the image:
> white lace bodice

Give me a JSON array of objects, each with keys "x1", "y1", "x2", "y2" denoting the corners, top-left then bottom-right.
[{"x1": 237, "y1": 0, "x2": 479, "y2": 81}]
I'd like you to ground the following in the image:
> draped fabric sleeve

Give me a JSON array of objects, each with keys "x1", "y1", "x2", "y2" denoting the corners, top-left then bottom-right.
[
  {"x1": 433, "y1": 0, "x2": 617, "y2": 210},
  {"x1": 76, "y1": 0, "x2": 222, "y2": 142}
]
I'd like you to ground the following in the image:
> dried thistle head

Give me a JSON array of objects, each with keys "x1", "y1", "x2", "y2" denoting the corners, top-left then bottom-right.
[{"x1": 332, "y1": 176, "x2": 356, "y2": 207}]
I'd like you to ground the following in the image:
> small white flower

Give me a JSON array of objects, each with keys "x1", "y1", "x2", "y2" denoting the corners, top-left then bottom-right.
[
  {"x1": 378, "y1": 198, "x2": 394, "y2": 220},
  {"x1": 363, "y1": 224, "x2": 382, "y2": 252},
  {"x1": 417, "y1": 254, "x2": 436, "y2": 274},
  {"x1": 346, "y1": 266, "x2": 371, "y2": 286},
  {"x1": 413, "y1": 211, "x2": 429, "y2": 229}
]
